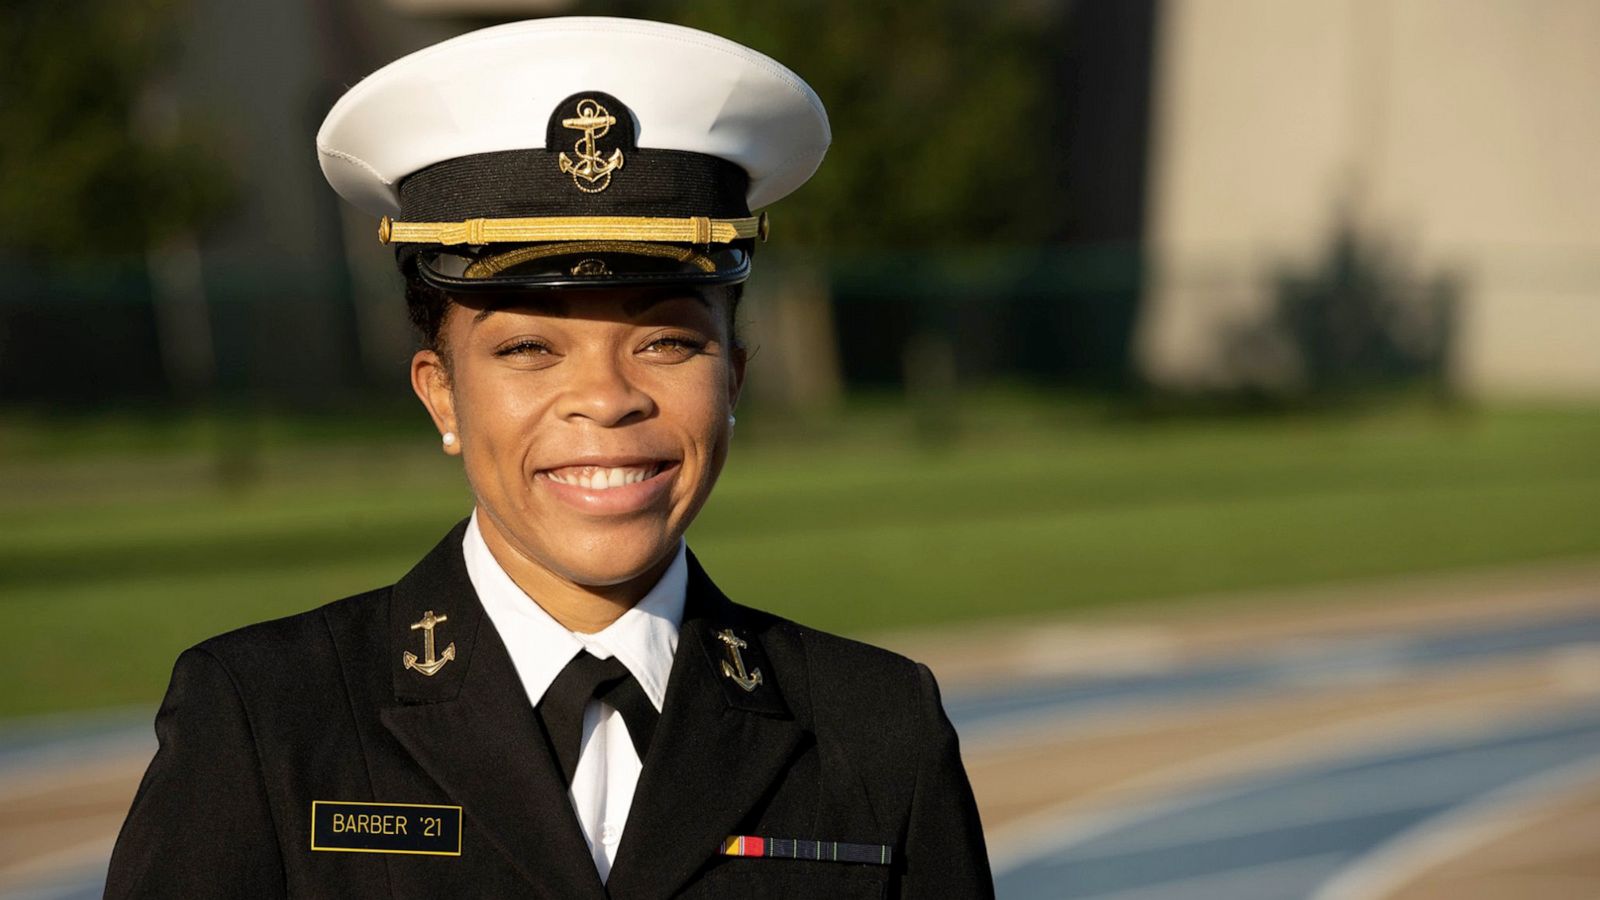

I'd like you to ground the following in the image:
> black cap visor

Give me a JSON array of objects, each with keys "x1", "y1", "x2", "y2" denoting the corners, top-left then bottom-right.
[{"x1": 413, "y1": 240, "x2": 750, "y2": 291}]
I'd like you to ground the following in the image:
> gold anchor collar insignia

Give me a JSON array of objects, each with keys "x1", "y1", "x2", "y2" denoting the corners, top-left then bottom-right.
[
  {"x1": 403, "y1": 610, "x2": 456, "y2": 676},
  {"x1": 715, "y1": 628, "x2": 763, "y2": 693},
  {"x1": 557, "y1": 98, "x2": 625, "y2": 193}
]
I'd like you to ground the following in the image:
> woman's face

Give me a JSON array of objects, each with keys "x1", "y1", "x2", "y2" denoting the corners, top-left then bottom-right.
[{"x1": 412, "y1": 286, "x2": 744, "y2": 590}]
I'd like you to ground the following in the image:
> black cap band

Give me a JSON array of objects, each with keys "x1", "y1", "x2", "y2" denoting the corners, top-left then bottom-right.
[{"x1": 398, "y1": 148, "x2": 751, "y2": 221}]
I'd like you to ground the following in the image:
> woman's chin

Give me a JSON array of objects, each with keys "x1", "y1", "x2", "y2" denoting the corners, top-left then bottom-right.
[{"x1": 537, "y1": 530, "x2": 680, "y2": 589}]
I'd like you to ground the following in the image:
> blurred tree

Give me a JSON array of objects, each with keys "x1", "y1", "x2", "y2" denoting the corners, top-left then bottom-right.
[
  {"x1": 0, "y1": 0, "x2": 235, "y2": 259},
  {"x1": 1272, "y1": 222, "x2": 1459, "y2": 401},
  {"x1": 605, "y1": 0, "x2": 1056, "y2": 250},
  {"x1": 1, "y1": 0, "x2": 239, "y2": 419},
  {"x1": 1217, "y1": 220, "x2": 1460, "y2": 405},
  {"x1": 594, "y1": 0, "x2": 1059, "y2": 419}
]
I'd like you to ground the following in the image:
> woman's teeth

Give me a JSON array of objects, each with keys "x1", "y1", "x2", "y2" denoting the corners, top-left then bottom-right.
[{"x1": 544, "y1": 464, "x2": 661, "y2": 490}]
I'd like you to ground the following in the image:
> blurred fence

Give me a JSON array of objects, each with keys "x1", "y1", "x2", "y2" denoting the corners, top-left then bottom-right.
[
  {"x1": 0, "y1": 236, "x2": 1469, "y2": 415},
  {"x1": 0, "y1": 245, "x2": 1153, "y2": 409}
]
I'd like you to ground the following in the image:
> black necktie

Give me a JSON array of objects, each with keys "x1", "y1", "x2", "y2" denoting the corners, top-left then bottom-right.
[{"x1": 537, "y1": 651, "x2": 660, "y2": 786}]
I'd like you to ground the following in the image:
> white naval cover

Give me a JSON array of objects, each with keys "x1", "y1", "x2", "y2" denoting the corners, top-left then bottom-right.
[{"x1": 316, "y1": 17, "x2": 831, "y2": 218}]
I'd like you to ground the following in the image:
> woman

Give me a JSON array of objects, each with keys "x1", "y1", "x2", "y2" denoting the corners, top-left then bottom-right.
[{"x1": 107, "y1": 17, "x2": 991, "y2": 899}]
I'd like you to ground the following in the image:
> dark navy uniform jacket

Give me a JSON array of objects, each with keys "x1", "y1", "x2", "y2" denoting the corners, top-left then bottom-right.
[{"x1": 105, "y1": 521, "x2": 993, "y2": 898}]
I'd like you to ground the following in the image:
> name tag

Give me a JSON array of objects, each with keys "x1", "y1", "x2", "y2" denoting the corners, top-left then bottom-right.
[{"x1": 311, "y1": 801, "x2": 462, "y2": 856}]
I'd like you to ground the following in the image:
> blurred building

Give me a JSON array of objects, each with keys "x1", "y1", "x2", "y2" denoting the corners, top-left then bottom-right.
[{"x1": 1137, "y1": 0, "x2": 1600, "y2": 398}]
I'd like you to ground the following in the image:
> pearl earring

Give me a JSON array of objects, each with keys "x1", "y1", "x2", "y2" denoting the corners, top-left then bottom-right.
[
  {"x1": 442, "y1": 432, "x2": 457, "y2": 448},
  {"x1": 727, "y1": 414, "x2": 737, "y2": 427}
]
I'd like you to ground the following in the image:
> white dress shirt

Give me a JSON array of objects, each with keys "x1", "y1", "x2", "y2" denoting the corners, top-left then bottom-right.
[{"x1": 463, "y1": 511, "x2": 685, "y2": 883}]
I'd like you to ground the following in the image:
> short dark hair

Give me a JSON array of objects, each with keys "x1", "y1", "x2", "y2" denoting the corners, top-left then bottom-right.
[
  {"x1": 402, "y1": 270, "x2": 745, "y2": 357},
  {"x1": 403, "y1": 271, "x2": 455, "y2": 354}
]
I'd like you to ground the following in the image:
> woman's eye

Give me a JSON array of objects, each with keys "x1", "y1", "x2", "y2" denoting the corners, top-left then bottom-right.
[
  {"x1": 495, "y1": 339, "x2": 552, "y2": 357},
  {"x1": 642, "y1": 336, "x2": 707, "y2": 357}
]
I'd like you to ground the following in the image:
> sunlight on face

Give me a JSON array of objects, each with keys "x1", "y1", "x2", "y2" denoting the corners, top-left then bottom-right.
[{"x1": 418, "y1": 287, "x2": 743, "y2": 590}]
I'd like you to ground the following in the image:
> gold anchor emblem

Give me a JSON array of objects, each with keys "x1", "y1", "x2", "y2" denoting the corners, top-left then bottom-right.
[
  {"x1": 715, "y1": 628, "x2": 762, "y2": 693},
  {"x1": 403, "y1": 610, "x2": 456, "y2": 677},
  {"x1": 557, "y1": 99, "x2": 625, "y2": 193}
]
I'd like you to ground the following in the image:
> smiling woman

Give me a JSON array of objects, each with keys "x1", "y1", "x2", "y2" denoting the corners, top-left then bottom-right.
[{"x1": 105, "y1": 16, "x2": 992, "y2": 900}]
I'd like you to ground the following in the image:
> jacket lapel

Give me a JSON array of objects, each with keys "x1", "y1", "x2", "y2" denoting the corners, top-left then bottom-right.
[
  {"x1": 605, "y1": 552, "x2": 807, "y2": 900},
  {"x1": 378, "y1": 521, "x2": 606, "y2": 900}
]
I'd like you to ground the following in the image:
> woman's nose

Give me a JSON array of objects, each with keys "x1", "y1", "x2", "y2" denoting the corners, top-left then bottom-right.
[{"x1": 556, "y1": 357, "x2": 655, "y2": 427}]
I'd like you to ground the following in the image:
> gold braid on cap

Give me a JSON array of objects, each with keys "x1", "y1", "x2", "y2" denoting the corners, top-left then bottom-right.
[{"x1": 378, "y1": 213, "x2": 768, "y2": 246}]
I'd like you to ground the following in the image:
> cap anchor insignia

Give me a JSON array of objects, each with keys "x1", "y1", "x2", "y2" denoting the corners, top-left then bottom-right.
[
  {"x1": 715, "y1": 628, "x2": 763, "y2": 692},
  {"x1": 403, "y1": 610, "x2": 456, "y2": 676},
  {"x1": 557, "y1": 98, "x2": 625, "y2": 193}
]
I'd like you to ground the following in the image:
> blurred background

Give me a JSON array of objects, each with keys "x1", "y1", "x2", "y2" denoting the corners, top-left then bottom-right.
[{"x1": 3, "y1": 0, "x2": 1599, "y2": 897}]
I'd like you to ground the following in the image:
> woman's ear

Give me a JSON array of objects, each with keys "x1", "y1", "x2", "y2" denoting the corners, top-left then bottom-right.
[{"x1": 410, "y1": 349, "x2": 461, "y2": 455}]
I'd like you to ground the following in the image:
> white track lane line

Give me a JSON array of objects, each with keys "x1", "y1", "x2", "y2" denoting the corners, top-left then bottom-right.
[
  {"x1": 985, "y1": 699, "x2": 1593, "y2": 876},
  {"x1": 0, "y1": 828, "x2": 120, "y2": 889},
  {"x1": 1307, "y1": 750, "x2": 1600, "y2": 900}
]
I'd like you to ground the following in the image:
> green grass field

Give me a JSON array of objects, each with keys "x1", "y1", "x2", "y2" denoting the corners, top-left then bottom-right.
[{"x1": 6, "y1": 397, "x2": 1600, "y2": 718}]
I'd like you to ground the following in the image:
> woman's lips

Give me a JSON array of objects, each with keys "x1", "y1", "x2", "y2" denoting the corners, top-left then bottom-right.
[{"x1": 534, "y1": 460, "x2": 678, "y2": 514}]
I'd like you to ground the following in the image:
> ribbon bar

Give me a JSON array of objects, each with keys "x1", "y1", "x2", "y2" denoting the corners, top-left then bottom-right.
[{"x1": 720, "y1": 834, "x2": 893, "y2": 866}]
